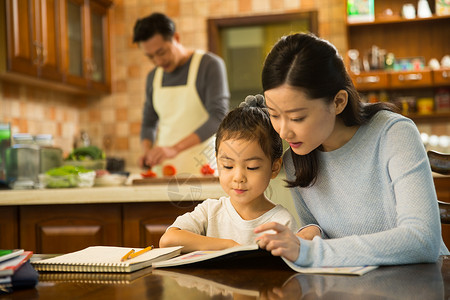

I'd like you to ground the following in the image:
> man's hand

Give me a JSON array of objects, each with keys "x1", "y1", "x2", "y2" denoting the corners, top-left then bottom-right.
[{"x1": 142, "y1": 146, "x2": 178, "y2": 167}]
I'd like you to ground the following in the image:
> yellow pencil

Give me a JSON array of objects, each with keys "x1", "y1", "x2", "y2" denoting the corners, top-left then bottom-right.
[
  {"x1": 128, "y1": 245, "x2": 154, "y2": 259},
  {"x1": 121, "y1": 249, "x2": 135, "y2": 262}
]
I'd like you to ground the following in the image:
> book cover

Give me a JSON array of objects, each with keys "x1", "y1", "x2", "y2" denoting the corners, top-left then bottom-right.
[
  {"x1": 0, "y1": 250, "x2": 24, "y2": 264},
  {"x1": 0, "y1": 251, "x2": 33, "y2": 277},
  {"x1": 31, "y1": 246, "x2": 183, "y2": 273},
  {"x1": 152, "y1": 244, "x2": 378, "y2": 276}
]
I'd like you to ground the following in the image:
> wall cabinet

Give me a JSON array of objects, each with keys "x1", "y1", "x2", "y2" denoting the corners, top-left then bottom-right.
[
  {"x1": 60, "y1": 0, "x2": 111, "y2": 93},
  {"x1": 346, "y1": 0, "x2": 450, "y2": 122},
  {"x1": 0, "y1": 202, "x2": 199, "y2": 254},
  {"x1": 1, "y1": 0, "x2": 112, "y2": 94},
  {"x1": 5, "y1": 0, "x2": 62, "y2": 81}
]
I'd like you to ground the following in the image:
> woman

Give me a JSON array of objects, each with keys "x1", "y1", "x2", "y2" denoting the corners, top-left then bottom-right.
[{"x1": 255, "y1": 33, "x2": 449, "y2": 267}]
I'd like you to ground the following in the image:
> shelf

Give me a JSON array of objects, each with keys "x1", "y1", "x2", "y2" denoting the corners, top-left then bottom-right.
[
  {"x1": 346, "y1": 0, "x2": 450, "y2": 125},
  {"x1": 351, "y1": 69, "x2": 450, "y2": 91},
  {"x1": 404, "y1": 111, "x2": 450, "y2": 123},
  {"x1": 347, "y1": 14, "x2": 450, "y2": 26}
]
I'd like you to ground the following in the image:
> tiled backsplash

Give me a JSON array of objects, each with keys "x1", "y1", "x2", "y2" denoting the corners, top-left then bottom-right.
[
  {"x1": 0, "y1": 81, "x2": 83, "y2": 156},
  {"x1": 1, "y1": 0, "x2": 448, "y2": 171}
]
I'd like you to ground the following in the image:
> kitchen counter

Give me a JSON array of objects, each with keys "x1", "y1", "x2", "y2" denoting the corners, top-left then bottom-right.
[
  {"x1": 0, "y1": 177, "x2": 226, "y2": 253},
  {"x1": 0, "y1": 182, "x2": 226, "y2": 206}
]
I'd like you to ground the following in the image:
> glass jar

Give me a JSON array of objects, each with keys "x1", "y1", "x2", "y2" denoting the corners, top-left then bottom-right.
[{"x1": 34, "y1": 134, "x2": 54, "y2": 147}]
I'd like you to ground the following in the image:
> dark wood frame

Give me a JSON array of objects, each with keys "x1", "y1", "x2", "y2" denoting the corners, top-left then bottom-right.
[{"x1": 207, "y1": 11, "x2": 319, "y2": 56}]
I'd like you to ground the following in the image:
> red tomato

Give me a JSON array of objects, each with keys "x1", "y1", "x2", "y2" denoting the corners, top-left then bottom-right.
[
  {"x1": 162, "y1": 165, "x2": 177, "y2": 176},
  {"x1": 201, "y1": 164, "x2": 215, "y2": 175},
  {"x1": 141, "y1": 169, "x2": 157, "y2": 178}
]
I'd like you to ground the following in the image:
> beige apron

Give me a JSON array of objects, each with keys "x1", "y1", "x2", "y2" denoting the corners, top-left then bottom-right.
[{"x1": 152, "y1": 50, "x2": 216, "y2": 176}]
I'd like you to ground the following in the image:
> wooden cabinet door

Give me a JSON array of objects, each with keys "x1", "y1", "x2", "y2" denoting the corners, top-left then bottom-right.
[
  {"x1": 20, "y1": 204, "x2": 122, "y2": 254},
  {"x1": 0, "y1": 206, "x2": 19, "y2": 249},
  {"x1": 123, "y1": 202, "x2": 201, "y2": 248},
  {"x1": 6, "y1": 0, "x2": 38, "y2": 77},
  {"x1": 88, "y1": 0, "x2": 110, "y2": 92},
  {"x1": 60, "y1": 0, "x2": 89, "y2": 88},
  {"x1": 60, "y1": 0, "x2": 111, "y2": 92},
  {"x1": 6, "y1": 0, "x2": 61, "y2": 80},
  {"x1": 36, "y1": 0, "x2": 61, "y2": 80}
]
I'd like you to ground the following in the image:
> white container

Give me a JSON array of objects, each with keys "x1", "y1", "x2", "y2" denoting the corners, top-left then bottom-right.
[{"x1": 417, "y1": 0, "x2": 432, "y2": 18}]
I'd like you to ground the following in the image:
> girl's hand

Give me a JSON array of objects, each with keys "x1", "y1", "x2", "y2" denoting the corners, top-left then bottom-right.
[
  {"x1": 254, "y1": 222, "x2": 300, "y2": 262},
  {"x1": 296, "y1": 225, "x2": 321, "y2": 240}
]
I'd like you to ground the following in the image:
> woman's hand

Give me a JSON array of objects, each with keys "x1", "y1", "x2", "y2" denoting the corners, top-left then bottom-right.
[{"x1": 254, "y1": 222, "x2": 300, "y2": 262}]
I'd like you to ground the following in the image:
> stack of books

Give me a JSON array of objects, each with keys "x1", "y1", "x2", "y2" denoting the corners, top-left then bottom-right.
[{"x1": 0, "y1": 249, "x2": 38, "y2": 293}]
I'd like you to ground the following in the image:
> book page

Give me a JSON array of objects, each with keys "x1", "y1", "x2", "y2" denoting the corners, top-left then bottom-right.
[{"x1": 35, "y1": 246, "x2": 183, "y2": 266}]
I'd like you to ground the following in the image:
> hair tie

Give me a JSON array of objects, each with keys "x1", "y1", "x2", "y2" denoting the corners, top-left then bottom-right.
[{"x1": 240, "y1": 94, "x2": 265, "y2": 108}]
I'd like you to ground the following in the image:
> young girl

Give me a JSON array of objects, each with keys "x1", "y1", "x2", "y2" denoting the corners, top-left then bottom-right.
[
  {"x1": 159, "y1": 95, "x2": 298, "y2": 252},
  {"x1": 254, "y1": 33, "x2": 449, "y2": 267}
]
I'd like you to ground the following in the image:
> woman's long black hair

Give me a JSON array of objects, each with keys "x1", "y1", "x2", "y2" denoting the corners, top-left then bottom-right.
[{"x1": 262, "y1": 33, "x2": 397, "y2": 188}]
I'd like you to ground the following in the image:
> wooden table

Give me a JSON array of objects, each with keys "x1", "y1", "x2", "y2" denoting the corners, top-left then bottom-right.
[{"x1": 2, "y1": 256, "x2": 450, "y2": 299}]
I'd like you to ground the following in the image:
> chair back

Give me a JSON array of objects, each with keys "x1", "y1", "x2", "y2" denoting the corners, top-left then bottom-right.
[
  {"x1": 428, "y1": 150, "x2": 450, "y2": 175},
  {"x1": 427, "y1": 150, "x2": 450, "y2": 225}
]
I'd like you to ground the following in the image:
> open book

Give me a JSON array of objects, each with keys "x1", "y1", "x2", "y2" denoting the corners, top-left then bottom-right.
[
  {"x1": 31, "y1": 246, "x2": 183, "y2": 273},
  {"x1": 152, "y1": 244, "x2": 378, "y2": 276}
]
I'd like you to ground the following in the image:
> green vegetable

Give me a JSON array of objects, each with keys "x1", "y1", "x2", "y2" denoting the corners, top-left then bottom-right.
[
  {"x1": 65, "y1": 146, "x2": 105, "y2": 161},
  {"x1": 46, "y1": 165, "x2": 91, "y2": 176},
  {"x1": 44, "y1": 166, "x2": 93, "y2": 188},
  {"x1": 45, "y1": 175, "x2": 78, "y2": 188}
]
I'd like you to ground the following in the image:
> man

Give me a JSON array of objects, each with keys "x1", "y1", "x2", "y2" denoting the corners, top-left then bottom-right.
[{"x1": 133, "y1": 13, "x2": 230, "y2": 175}]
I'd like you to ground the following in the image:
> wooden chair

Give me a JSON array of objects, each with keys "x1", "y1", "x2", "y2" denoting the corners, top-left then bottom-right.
[{"x1": 427, "y1": 150, "x2": 450, "y2": 224}]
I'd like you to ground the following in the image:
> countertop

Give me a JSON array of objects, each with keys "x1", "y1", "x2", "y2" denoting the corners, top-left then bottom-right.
[{"x1": 0, "y1": 175, "x2": 225, "y2": 206}]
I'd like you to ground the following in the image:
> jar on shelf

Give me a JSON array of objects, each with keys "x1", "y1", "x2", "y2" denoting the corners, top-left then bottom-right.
[{"x1": 416, "y1": 97, "x2": 434, "y2": 114}]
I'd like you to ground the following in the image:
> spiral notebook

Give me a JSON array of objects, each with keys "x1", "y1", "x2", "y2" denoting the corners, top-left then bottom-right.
[
  {"x1": 31, "y1": 246, "x2": 183, "y2": 273},
  {"x1": 38, "y1": 267, "x2": 151, "y2": 284}
]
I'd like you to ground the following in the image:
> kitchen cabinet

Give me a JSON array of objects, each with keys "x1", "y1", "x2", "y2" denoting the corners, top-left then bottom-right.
[
  {"x1": 0, "y1": 0, "x2": 112, "y2": 94},
  {"x1": 123, "y1": 202, "x2": 201, "y2": 248},
  {"x1": 346, "y1": 0, "x2": 450, "y2": 123},
  {"x1": 4, "y1": 0, "x2": 62, "y2": 81},
  {"x1": 0, "y1": 201, "x2": 198, "y2": 254},
  {"x1": 0, "y1": 206, "x2": 19, "y2": 249},
  {"x1": 20, "y1": 204, "x2": 122, "y2": 254},
  {"x1": 60, "y1": 0, "x2": 111, "y2": 92}
]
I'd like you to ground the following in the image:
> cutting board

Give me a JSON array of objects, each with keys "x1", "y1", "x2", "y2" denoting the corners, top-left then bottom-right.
[{"x1": 132, "y1": 175, "x2": 219, "y2": 185}]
